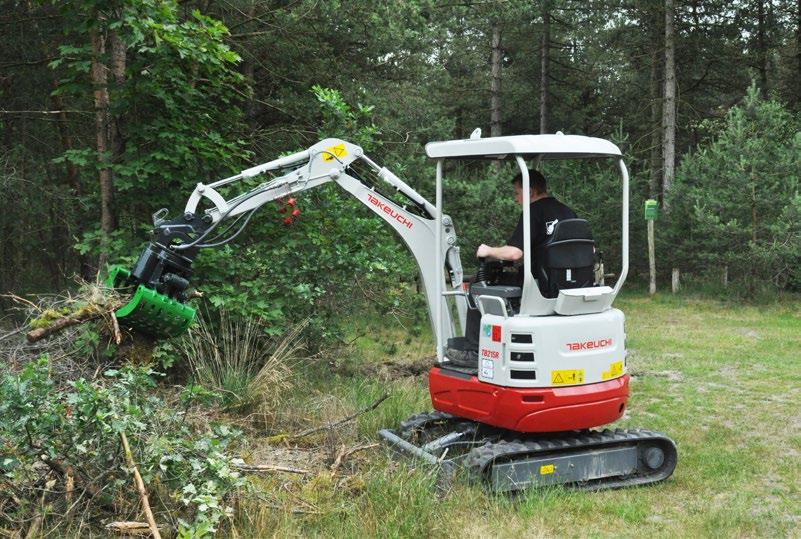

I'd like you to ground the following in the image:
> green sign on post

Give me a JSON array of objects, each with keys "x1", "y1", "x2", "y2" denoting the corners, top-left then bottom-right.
[{"x1": 644, "y1": 199, "x2": 658, "y2": 220}]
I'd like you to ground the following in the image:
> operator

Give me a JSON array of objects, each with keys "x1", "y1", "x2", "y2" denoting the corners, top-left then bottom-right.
[
  {"x1": 449, "y1": 169, "x2": 576, "y2": 360},
  {"x1": 476, "y1": 169, "x2": 576, "y2": 285}
]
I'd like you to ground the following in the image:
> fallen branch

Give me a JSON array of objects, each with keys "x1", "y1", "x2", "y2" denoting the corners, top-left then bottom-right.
[
  {"x1": 232, "y1": 463, "x2": 309, "y2": 474},
  {"x1": 0, "y1": 327, "x2": 25, "y2": 342},
  {"x1": 330, "y1": 443, "x2": 378, "y2": 472},
  {"x1": 26, "y1": 311, "x2": 99, "y2": 343},
  {"x1": 120, "y1": 431, "x2": 162, "y2": 539},
  {"x1": 290, "y1": 393, "x2": 389, "y2": 440},
  {"x1": 110, "y1": 311, "x2": 122, "y2": 345},
  {"x1": 106, "y1": 521, "x2": 169, "y2": 536},
  {"x1": 1, "y1": 294, "x2": 40, "y2": 311}
]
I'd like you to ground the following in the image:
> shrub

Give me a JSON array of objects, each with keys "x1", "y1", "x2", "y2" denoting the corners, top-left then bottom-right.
[{"x1": 0, "y1": 357, "x2": 245, "y2": 537}]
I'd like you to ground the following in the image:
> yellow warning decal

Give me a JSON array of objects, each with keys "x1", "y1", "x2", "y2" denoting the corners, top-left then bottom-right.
[
  {"x1": 551, "y1": 369, "x2": 584, "y2": 385},
  {"x1": 540, "y1": 464, "x2": 555, "y2": 475},
  {"x1": 602, "y1": 361, "x2": 625, "y2": 380},
  {"x1": 322, "y1": 143, "x2": 347, "y2": 162}
]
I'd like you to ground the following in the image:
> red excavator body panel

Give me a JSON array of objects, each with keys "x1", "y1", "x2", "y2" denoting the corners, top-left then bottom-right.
[{"x1": 428, "y1": 367, "x2": 629, "y2": 432}]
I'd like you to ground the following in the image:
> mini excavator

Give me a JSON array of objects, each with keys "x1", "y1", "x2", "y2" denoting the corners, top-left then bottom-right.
[{"x1": 109, "y1": 133, "x2": 677, "y2": 492}]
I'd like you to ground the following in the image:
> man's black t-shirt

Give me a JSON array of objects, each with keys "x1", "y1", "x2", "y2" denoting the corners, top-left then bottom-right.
[{"x1": 507, "y1": 196, "x2": 576, "y2": 280}]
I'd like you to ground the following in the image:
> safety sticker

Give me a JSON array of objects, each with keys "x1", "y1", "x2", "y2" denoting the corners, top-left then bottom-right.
[
  {"x1": 322, "y1": 143, "x2": 347, "y2": 162},
  {"x1": 481, "y1": 367, "x2": 494, "y2": 379},
  {"x1": 602, "y1": 361, "x2": 624, "y2": 380},
  {"x1": 539, "y1": 464, "x2": 555, "y2": 475},
  {"x1": 551, "y1": 369, "x2": 584, "y2": 385}
]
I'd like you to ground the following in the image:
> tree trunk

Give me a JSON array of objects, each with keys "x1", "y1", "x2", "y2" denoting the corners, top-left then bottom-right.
[
  {"x1": 648, "y1": 219, "x2": 656, "y2": 295},
  {"x1": 662, "y1": 0, "x2": 676, "y2": 210},
  {"x1": 797, "y1": 0, "x2": 801, "y2": 104},
  {"x1": 539, "y1": 1, "x2": 550, "y2": 134},
  {"x1": 490, "y1": 21, "x2": 502, "y2": 137},
  {"x1": 751, "y1": 180, "x2": 758, "y2": 243},
  {"x1": 90, "y1": 22, "x2": 114, "y2": 272},
  {"x1": 756, "y1": 0, "x2": 768, "y2": 99},
  {"x1": 649, "y1": 4, "x2": 663, "y2": 199}
]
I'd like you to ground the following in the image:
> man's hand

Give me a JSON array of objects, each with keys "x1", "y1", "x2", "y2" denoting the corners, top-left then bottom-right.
[{"x1": 475, "y1": 244, "x2": 524, "y2": 262}]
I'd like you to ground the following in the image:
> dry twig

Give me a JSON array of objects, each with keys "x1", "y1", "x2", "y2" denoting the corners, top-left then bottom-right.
[
  {"x1": 106, "y1": 521, "x2": 168, "y2": 536},
  {"x1": 330, "y1": 443, "x2": 378, "y2": 473},
  {"x1": 290, "y1": 393, "x2": 389, "y2": 440},
  {"x1": 232, "y1": 463, "x2": 309, "y2": 474},
  {"x1": 120, "y1": 432, "x2": 162, "y2": 539},
  {"x1": 110, "y1": 311, "x2": 122, "y2": 345}
]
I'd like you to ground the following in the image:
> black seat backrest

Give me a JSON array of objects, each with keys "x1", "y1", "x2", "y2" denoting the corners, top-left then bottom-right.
[{"x1": 539, "y1": 218, "x2": 595, "y2": 298}]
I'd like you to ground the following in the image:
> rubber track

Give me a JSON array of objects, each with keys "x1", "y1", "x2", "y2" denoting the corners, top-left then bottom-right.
[{"x1": 464, "y1": 428, "x2": 678, "y2": 491}]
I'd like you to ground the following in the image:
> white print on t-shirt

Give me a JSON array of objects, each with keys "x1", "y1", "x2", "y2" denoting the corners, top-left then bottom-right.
[{"x1": 546, "y1": 219, "x2": 559, "y2": 235}]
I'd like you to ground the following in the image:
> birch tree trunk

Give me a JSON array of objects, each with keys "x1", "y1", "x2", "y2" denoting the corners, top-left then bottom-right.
[
  {"x1": 662, "y1": 0, "x2": 676, "y2": 210},
  {"x1": 490, "y1": 21, "x2": 502, "y2": 138},
  {"x1": 539, "y1": 1, "x2": 550, "y2": 134}
]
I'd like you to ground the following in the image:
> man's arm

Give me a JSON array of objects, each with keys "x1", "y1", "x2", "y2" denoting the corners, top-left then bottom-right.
[{"x1": 476, "y1": 243, "x2": 523, "y2": 261}]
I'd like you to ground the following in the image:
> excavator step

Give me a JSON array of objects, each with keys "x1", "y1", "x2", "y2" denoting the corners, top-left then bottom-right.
[
  {"x1": 379, "y1": 411, "x2": 677, "y2": 493},
  {"x1": 106, "y1": 265, "x2": 195, "y2": 338}
]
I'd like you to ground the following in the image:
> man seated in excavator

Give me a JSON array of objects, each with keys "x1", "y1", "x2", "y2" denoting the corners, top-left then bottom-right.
[{"x1": 448, "y1": 169, "x2": 584, "y2": 366}]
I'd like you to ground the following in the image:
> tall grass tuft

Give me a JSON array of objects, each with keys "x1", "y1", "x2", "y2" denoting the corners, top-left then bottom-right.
[{"x1": 178, "y1": 310, "x2": 307, "y2": 416}]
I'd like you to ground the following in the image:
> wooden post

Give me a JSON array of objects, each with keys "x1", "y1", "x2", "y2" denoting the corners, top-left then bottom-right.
[
  {"x1": 645, "y1": 199, "x2": 658, "y2": 295},
  {"x1": 671, "y1": 268, "x2": 680, "y2": 293},
  {"x1": 648, "y1": 220, "x2": 656, "y2": 295},
  {"x1": 723, "y1": 265, "x2": 729, "y2": 288}
]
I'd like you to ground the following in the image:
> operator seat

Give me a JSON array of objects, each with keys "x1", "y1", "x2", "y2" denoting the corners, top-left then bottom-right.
[{"x1": 538, "y1": 218, "x2": 595, "y2": 299}]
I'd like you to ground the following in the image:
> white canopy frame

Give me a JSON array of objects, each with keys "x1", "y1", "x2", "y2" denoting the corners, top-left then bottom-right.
[{"x1": 431, "y1": 136, "x2": 630, "y2": 359}]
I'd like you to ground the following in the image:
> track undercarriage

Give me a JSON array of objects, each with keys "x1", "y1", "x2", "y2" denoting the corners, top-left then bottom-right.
[{"x1": 379, "y1": 411, "x2": 677, "y2": 493}]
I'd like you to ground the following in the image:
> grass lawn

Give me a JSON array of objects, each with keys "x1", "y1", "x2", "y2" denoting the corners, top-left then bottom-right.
[{"x1": 233, "y1": 293, "x2": 801, "y2": 538}]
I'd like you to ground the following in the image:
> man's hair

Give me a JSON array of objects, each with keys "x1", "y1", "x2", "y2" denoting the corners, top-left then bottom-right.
[{"x1": 512, "y1": 169, "x2": 547, "y2": 195}]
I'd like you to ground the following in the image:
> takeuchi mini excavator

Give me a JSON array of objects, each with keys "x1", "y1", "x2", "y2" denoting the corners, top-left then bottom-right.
[{"x1": 109, "y1": 132, "x2": 677, "y2": 492}]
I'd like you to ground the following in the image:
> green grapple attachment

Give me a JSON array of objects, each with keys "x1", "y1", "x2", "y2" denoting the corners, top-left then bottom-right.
[{"x1": 107, "y1": 265, "x2": 195, "y2": 338}]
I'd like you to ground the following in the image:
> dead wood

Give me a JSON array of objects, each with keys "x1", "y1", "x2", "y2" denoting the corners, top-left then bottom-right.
[
  {"x1": 330, "y1": 443, "x2": 378, "y2": 473},
  {"x1": 110, "y1": 311, "x2": 122, "y2": 345},
  {"x1": 26, "y1": 311, "x2": 99, "y2": 343},
  {"x1": 232, "y1": 463, "x2": 309, "y2": 474},
  {"x1": 290, "y1": 393, "x2": 389, "y2": 440},
  {"x1": 120, "y1": 432, "x2": 162, "y2": 539},
  {"x1": 42, "y1": 457, "x2": 111, "y2": 510},
  {"x1": 106, "y1": 521, "x2": 169, "y2": 536}
]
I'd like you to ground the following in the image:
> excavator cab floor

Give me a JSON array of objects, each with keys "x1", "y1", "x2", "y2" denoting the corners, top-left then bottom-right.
[{"x1": 106, "y1": 265, "x2": 195, "y2": 338}]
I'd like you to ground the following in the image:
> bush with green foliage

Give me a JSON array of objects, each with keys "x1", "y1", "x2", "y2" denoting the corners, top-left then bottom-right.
[{"x1": 0, "y1": 357, "x2": 244, "y2": 537}]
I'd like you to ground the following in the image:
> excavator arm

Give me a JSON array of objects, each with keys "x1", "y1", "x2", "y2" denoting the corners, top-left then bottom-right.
[{"x1": 110, "y1": 138, "x2": 466, "y2": 345}]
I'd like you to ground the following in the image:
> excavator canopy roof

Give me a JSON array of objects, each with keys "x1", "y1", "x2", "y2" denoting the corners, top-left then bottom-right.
[{"x1": 425, "y1": 133, "x2": 622, "y2": 160}]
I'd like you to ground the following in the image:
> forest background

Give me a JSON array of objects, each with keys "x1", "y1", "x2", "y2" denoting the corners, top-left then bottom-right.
[{"x1": 3, "y1": 0, "x2": 801, "y2": 327}]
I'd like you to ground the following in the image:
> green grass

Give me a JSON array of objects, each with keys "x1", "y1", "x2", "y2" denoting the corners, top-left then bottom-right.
[{"x1": 233, "y1": 293, "x2": 801, "y2": 538}]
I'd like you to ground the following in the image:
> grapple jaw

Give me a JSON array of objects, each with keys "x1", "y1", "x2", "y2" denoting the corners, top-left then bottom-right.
[
  {"x1": 107, "y1": 266, "x2": 196, "y2": 338},
  {"x1": 107, "y1": 212, "x2": 208, "y2": 338}
]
